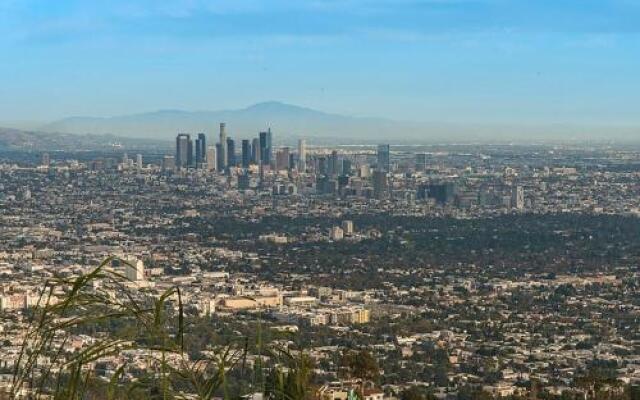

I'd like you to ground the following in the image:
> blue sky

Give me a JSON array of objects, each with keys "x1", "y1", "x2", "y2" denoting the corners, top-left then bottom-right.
[{"x1": 1, "y1": 0, "x2": 639, "y2": 127}]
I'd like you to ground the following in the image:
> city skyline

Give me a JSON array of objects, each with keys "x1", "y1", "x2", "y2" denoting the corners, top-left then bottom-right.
[
  {"x1": 1, "y1": 0, "x2": 640, "y2": 132},
  {"x1": 2, "y1": 119, "x2": 640, "y2": 399},
  {"x1": 3, "y1": 2, "x2": 640, "y2": 398}
]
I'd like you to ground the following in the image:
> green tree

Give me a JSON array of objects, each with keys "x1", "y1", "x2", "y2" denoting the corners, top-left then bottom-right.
[{"x1": 340, "y1": 350, "x2": 380, "y2": 383}]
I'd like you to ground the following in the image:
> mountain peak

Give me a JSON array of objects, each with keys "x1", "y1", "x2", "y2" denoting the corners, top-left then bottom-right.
[{"x1": 243, "y1": 101, "x2": 315, "y2": 114}]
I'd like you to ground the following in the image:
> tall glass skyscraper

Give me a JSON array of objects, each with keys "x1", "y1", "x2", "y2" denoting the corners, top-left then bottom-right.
[
  {"x1": 259, "y1": 128, "x2": 273, "y2": 165},
  {"x1": 175, "y1": 133, "x2": 191, "y2": 169},
  {"x1": 219, "y1": 123, "x2": 227, "y2": 169},
  {"x1": 252, "y1": 138, "x2": 261, "y2": 164},
  {"x1": 195, "y1": 133, "x2": 206, "y2": 168},
  {"x1": 241, "y1": 139, "x2": 251, "y2": 168},
  {"x1": 377, "y1": 144, "x2": 390, "y2": 173},
  {"x1": 227, "y1": 137, "x2": 236, "y2": 168},
  {"x1": 297, "y1": 139, "x2": 306, "y2": 171}
]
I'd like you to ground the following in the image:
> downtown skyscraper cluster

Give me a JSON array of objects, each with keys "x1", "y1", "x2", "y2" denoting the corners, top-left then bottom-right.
[
  {"x1": 174, "y1": 132, "x2": 207, "y2": 169},
  {"x1": 173, "y1": 124, "x2": 285, "y2": 174}
]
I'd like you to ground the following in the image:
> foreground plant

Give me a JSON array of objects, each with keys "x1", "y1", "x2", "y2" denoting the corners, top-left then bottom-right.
[{"x1": 9, "y1": 256, "x2": 245, "y2": 400}]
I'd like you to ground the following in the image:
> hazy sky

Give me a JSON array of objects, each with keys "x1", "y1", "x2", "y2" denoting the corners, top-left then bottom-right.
[{"x1": 1, "y1": 0, "x2": 639, "y2": 126}]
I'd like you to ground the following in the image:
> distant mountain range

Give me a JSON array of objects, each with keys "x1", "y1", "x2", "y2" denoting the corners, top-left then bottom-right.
[
  {"x1": 5, "y1": 101, "x2": 639, "y2": 144},
  {"x1": 39, "y1": 101, "x2": 410, "y2": 142},
  {"x1": 0, "y1": 127, "x2": 166, "y2": 151}
]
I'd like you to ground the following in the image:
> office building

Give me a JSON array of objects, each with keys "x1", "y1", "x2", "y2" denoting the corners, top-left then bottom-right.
[
  {"x1": 136, "y1": 154, "x2": 143, "y2": 169},
  {"x1": 342, "y1": 159, "x2": 352, "y2": 176},
  {"x1": 241, "y1": 139, "x2": 251, "y2": 168},
  {"x1": 298, "y1": 139, "x2": 306, "y2": 171},
  {"x1": 219, "y1": 123, "x2": 227, "y2": 169},
  {"x1": 330, "y1": 226, "x2": 344, "y2": 241},
  {"x1": 175, "y1": 133, "x2": 192, "y2": 169},
  {"x1": 512, "y1": 185, "x2": 525, "y2": 210},
  {"x1": 328, "y1": 150, "x2": 339, "y2": 177},
  {"x1": 195, "y1": 133, "x2": 206, "y2": 168},
  {"x1": 415, "y1": 153, "x2": 428, "y2": 171},
  {"x1": 276, "y1": 147, "x2": 290, "y2": 171},
  {"x1": 125, "y1": 258, "x2": 145, "y2": 282},
  {"x1": 216, "y1": 143, "x2": 224, "y2": 171},
  {"x1": 41, "y1": 152, "x2": 50, "y2": 167},
  {"x1": 359, "y1": 165, "x2": 371, "y2": 178},
  {"x1": 162, "y1": 155, "x2": 175, "y2": 171},
  {"x1": 318, "y1": 157, "x2": 328, "y2": 176},
  {"x1": 206, "y1": 146, "x2": 217, "y2": 171},
  {"x1": 373, "y1": 170, "x2": 389, "y2": 200},
  {"x1": 227, "y1": 137, "x2": 236, "y2": 168},
  {"x1": 289, "y1": 153, "x2": 296, "y2": 171},
  {"x1": 252, "y1": 138, "x2": 261, "y2": 164},
  {"x1": 377, "y1": 144, "x2": 390, "y2": 173},
  {"x1": 259, "y1": 128, "x2": 272, "y2": 165},
  {"x1": 342, "y1": 220, "x2": 354, "y2": 235},
  {"x1": 266, "y1": 128, "x2": 273, "y2": 164},
  {"x1": 259, "y1": 131, "x2": 268, "y2": 165}
]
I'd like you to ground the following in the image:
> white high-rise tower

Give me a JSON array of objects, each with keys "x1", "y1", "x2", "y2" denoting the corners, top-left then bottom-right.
[
  {"x1": 219, "y1": 123, "x2": 227, "y2": 169},
  {"x1": 206, "y1": 145, "x2": 217, "y2": 171},
  {"x1": 125, "y1": 257, "x2": 145, "y2": 282},
  {"x1": 298, "y1": 139, "x2": 306, "y2": 172}
]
